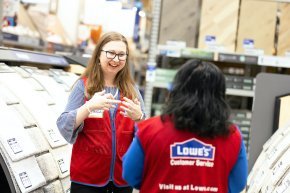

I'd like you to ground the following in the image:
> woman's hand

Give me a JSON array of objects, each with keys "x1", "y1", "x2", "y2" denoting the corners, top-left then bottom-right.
[
  {"x1": 120, "y1": 97, "x2": 143, "y2": 121},
  {"x1": 86, "y1": 90, "x2": 121, "y2": 111}
]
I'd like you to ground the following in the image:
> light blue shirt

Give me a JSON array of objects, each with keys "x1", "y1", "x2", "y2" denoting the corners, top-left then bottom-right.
[{"x1": 56, "y1": 79, "x2": 146, "y2": 144}]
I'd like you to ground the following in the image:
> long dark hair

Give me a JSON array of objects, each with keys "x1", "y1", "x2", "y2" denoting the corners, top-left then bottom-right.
[
  {"x1": 162, "y1": 59, "x2": 230, "y2": 138},
  {"x1": 81, "y1": 31, "x2": 137, "y2": 99}
]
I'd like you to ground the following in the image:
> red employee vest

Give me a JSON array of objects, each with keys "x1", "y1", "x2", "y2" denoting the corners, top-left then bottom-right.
[
  {"x1": 137, "y1": 116, "x2": 242, "y2": 193},
  {"x1": 70, "y1": 77, "x2": 135, "y2": 186}
]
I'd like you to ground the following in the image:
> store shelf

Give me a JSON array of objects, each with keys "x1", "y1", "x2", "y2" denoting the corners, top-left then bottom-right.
[
  {"x1": 152, "y1": 81, "x2": 170, "y2": 89},
  {"x1": 226, "y1": 88, "x2": 254, "y2": 97},
  {"x1": 218, "y1": 52, "x2": 258, "y2": 64},
  {"x1": 152, "y1": 81, "x2": 254, "y2": 97},
  {"x1": 157, "y1": 45, "x2": 290, "y2": 68},
  {"x1": 2, "y1": 32, "x2": 44, "y2": 51},
  {"x1": 64, "y1": 55, "x2": 89, "y2": 67},
  {"x1": 0, "y1": 47, "x2": 69, "y2": 67}
]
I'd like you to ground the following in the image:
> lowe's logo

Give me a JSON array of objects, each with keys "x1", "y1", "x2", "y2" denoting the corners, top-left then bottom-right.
[{"x1": 170, "y1": 138, "x2": 215, "y2": 161}]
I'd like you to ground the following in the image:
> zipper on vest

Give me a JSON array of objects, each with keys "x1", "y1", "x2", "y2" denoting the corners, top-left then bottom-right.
[{"x1": 109, "y1": 93, "x2": 119, "y2": 180}]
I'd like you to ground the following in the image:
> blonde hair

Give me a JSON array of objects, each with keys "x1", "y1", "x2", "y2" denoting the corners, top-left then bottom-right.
[{"x1": 81, "y1": 32, "x2": 137, "y2": 99}]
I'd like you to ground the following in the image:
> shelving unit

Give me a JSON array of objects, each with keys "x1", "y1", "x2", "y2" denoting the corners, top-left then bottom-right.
[
  {"x1": 145, "y1": 45, "x2": 290, "y2": 113},
  {"x1": 1, "y1": 3, "x2": 44, "y2": 52},
  {"x1": 144, "y1": 43, "x2": 290, "y2": 158},
  {"x1": 0, "y1": 2, "x2": 75, "y2": 54},
  {"x1": 2, "y1": 32, "x2": 44, "y2": 51}
]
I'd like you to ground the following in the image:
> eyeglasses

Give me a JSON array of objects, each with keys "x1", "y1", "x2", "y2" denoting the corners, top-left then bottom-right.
[{"x1": 101, "y1": 50, "x2": 128, "y2": 61}]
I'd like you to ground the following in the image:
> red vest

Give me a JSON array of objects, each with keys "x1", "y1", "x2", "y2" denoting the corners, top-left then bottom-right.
[
  {"x1": 137, "y1": 116, "x2": 242, "y2": 193},
  {"x1": 70, "y1": 78, "x2": 135, "y2": 186}
]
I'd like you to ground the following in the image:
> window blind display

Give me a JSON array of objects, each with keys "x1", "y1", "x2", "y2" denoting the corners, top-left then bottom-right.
[
  {"x1": 0, "y1": 62, "x2": 77, "y2": 193},
  {"x1": 7, "y1": 156, "x2": 46, "y2": 193},
  {"x1": 247, "y1": 125, "x2": 290, "y2": 192},
  {"x1": 8, "y1": 104, "x2": 37, "y2": 128},
  {"x1": 0, "y1": 106, "x2": 37, "y2": 162},
  {"x1": 36, "y1": 153, "x2": 59, "y2": 182}
]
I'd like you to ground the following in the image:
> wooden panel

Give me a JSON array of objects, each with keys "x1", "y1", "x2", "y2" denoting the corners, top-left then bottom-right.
[
  {"x1": 18, "y1": 4, "x2": 38, "y2": 33},
  {"x1": 277, "y1": 3, "x2": 290, "y2": 56},
  {"x1": 198, "y1": 0, "x2": 240, "y2": 52},
  {"x1": 158, "y1": 0, "x2": 200, "y2": 47},
  {"x1": 236, "y1": 0, "x2": 277, "y2": 55}
]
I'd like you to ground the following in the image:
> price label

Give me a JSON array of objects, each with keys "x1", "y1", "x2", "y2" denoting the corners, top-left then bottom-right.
[
  {"x1": 58, "y1": 159, "x2": 68, "y2": 173},
  {"x1": 89, "y1": 110, "x2": 104, "y2": 118},
  {"x1": 19, "y1": 172, "x2": 32, "y2": 189},
  {"x1": 205, "y1": 35, "x2": 216, "y2": 45},
  {"x1": 243, "y1": 39, "x2": 254, "y2": 49},
  {"x1": 48, "y1": 129, "x2": 60, "y2": 142},
  {"x1": 7, "y1": 138, "x2": 22, "y2": 154},
  {"x1": 146, "y1": 65, "x2": 156, "y2": 82}
]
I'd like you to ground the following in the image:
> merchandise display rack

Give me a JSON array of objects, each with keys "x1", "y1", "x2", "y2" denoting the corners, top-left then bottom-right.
[
  {"x1": 0, "y1": 3, "x2": 75, "y2": 54},
  {"x1": 0, "y1": 49, "x2": 80, "y2": 192},
  {"x1": 144, "y1": 2, "x2": 290, "y2": 176},
  {"x1": 1, "y1": 3, "x2": 44, "y2": 52},
  {"x1": 2, "y1": 32, "x2": 44, "y2": 51}
]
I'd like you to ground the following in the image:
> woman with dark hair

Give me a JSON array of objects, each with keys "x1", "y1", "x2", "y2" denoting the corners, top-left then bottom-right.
[
  {"x1": 122, "y1": 60, "x2": 248, "y2": 193},
  {"x1": 57, "y1": 32, "x2": 146, "y2": 193}
]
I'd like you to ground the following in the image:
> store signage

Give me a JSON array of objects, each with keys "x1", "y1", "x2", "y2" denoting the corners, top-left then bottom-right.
[
  {"x1": 155, "y1": 68, "x2": 177, "y2": 83},
  {"x1": 258, "y1": 55, "x2": 277, "y2": 67},
  {"x1": 218, "y1": 53, "x2": 258, "y2": 64},
  {"x1": 146, "y1": 63, "x2": 156, "y2": 82},
  {"x1": 181, "y1": 48, "x2": 214, "y2": 60},
  {"x1": 3, "y1": 32, "x2": 18, "y2": 41},
  {"x1": 243, "y1": 39, "x2": 254, "y2": 49},
  {"x1": 19, "y1": 171, "x2": 32, "y2": 189},
  {"x1": 258, "y1": 55, "x2": 290, "y2": 68},
  {"x1": 205, "y1": 35, "x2": 216, "y2": 45}
]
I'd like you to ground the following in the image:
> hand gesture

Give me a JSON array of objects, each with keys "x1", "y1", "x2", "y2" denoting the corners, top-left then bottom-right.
[
  {"x1": 120, "y1": 97, "x2": 143, "y2": 121},
  {"x1": 86, "y1": 90, "x2": 121, "y2": 111}
]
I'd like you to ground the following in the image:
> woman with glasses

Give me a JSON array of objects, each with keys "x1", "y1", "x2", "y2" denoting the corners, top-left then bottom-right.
[
  {"x1": 57, "y1": 31, "x2": 146, "y2": 193},
  {"x1": 122, "y1": 60, "x2": 248, "y2": 193}
]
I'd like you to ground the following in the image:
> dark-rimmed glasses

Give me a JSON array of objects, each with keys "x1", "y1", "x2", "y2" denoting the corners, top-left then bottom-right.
[{"x1": 101, "y1": 50, "x2": 128, "y2": 61}]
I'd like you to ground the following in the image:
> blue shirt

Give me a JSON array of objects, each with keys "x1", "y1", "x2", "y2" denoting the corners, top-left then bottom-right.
[{"x1": 56, "y1": 79, "x2": 146, "y2": 144}]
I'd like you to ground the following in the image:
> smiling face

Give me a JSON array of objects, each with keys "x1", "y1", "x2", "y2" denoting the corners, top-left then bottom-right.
[{"x1": 99, "y1": 41, "x2": 128, "y2": 79}]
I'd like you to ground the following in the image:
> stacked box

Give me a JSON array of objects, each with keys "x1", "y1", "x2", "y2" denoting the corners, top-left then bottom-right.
[
  {"x1": 236, "y1": 0, "x2": 277, "y2": 55},
  {"x1": 198, "y1": 0, "x2": 240, "y2": 52},
  {"x1": 225, "y1": 75, "x2": 255, "y2": 91},
  {"x1": 230, "y1": 110, "x2": 252, "y2": 153},
  {"x1": 277, "y1": 3, "x2": 290, "y2": 56},
  {"x1": 158, "y1": 0, "x2": 200, "y2": 47}
]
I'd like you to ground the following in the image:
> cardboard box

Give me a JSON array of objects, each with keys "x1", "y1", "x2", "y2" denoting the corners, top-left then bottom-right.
[
  {"x1": 277, "y1": 3, "x2": 290, "y2": 56},
  {"x1": 198, "y1": 0, "x2": 240, "y2": 52},
  {"x1": 158, "y1": 0, "x2": 200, "y2": 47},
  {"x1": 236, "y1": 0, "x2": 277, "y2": 55}
]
